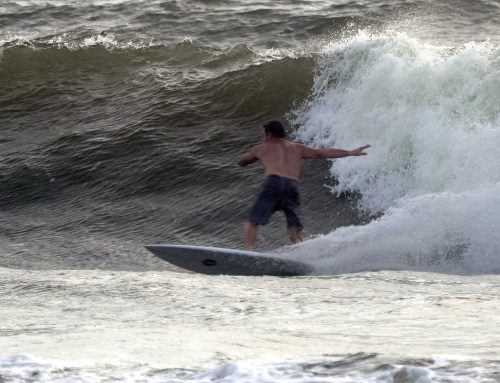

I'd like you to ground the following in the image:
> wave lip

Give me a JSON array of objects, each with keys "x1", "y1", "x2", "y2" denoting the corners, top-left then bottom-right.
[{"x1": 0, "y1": 35, "x2": 311, "y2": 82}]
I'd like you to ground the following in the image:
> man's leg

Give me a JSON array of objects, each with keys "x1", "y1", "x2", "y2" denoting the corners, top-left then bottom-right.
[
  {"x1": 288, "y1": 226, "x2": 303, "y2": 244},
  {"x1": 245, "y1": 178, "x2": 276, "y2": 249},
  {"x1": 283, "y1": 206, "x2": 304, "y2": 244},
  {"x1": 282, "y1": 180, "x2": 303, "y2": 245},
  {"x1": 244, "y1": 220, "x2": 258, "y2": 250}
]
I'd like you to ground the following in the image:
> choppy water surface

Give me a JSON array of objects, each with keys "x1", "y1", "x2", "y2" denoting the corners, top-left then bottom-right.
[
  {"x1": 1, "y1": 268, "x2": 500, "y2": 382},
  {"x1": 1, "y1": 0, "x2": 500, "y2": 381}
]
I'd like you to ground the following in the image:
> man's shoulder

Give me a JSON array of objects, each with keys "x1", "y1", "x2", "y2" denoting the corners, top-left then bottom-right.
[
  {"x1": 247, "y1": 143, "x2": 266, "y2": 156},
  {"x1": 278, "y1": 140, "x2": 296, "y2": 146},
  {"x1": 255, "y1": 140, "x2": 305, "y2": 152},
  {"x1": 252, "y1": 142, "x2": 266, "y2": 151},
  {"x1": 285, "y1": 141, "x2": 308, "y2": 151}
]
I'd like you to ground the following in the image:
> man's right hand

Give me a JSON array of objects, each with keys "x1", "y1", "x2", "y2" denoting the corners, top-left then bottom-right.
[{"x1": 349, "y1": 145, "x2": 371, "y2": 156}]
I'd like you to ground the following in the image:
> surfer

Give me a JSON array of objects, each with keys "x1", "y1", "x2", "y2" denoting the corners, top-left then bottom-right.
[{"x1": 238, "y1": 120, "x2": 370, "y2": 249}]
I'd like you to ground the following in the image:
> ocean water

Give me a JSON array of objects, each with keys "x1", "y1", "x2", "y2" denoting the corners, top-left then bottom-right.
[{"x1": 1, "y1": 0, "x2": 500, "y2": 382}]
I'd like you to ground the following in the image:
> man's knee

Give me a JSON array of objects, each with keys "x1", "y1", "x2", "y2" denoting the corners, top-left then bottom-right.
[{"x1": 245, "y1": 220, "x2": 257, "y2": 229}]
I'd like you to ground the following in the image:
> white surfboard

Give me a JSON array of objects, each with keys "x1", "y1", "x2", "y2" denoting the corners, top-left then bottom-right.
[{"x1": 145, "y1": 244, "x2": 312, "y2": 276}]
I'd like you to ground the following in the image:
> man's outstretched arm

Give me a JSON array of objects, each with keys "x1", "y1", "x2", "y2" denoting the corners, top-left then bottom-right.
[
  {"x1": 238, "y1": 148, "x2": 259, "y2": 167},
  {"x1": 301, "y1": 144, "x2": 370, "y2": 159}
]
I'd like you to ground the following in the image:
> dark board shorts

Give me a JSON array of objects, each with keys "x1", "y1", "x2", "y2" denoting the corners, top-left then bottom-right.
[{"x1": 247, "y1": 175, "x2": 303, "y2": 230}]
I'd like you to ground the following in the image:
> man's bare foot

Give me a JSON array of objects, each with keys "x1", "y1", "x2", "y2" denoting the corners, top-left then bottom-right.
[
  {"x1": 288, "y1": 226, "x2": 303, "y2": 244},
  {"x1": 244, "y1": 220, "x2": 258, "y2": 250}
]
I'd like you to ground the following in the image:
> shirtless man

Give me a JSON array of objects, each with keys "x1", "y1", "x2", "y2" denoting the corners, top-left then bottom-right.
[{"x1": 238, "y1": 120, "x2": 370, "y2": 249}]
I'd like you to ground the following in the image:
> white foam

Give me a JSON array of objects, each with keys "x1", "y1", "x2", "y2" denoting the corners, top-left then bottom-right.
[
  {"x1": 0, "y1": 354, "x2": 62, "y2": 382},
  {"x1": 0, "y1": 354, "x2": 491, "y2": 383},
  {"x1": 290, "y1": 31, "x2": 500, "y2": 274},
  {"x1": 287, "y1": 184, "x2": 500, "y2": 274}
]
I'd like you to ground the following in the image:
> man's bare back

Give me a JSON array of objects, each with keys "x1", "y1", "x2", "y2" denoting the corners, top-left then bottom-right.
[
  {"x1": 239, "y1": 140, "x2": 304, "y2": 180},
  {"x1": 238, "y1": 120, "x2": 370, "y2": 249}
]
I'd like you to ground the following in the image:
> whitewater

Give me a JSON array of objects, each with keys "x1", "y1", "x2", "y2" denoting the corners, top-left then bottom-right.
[{"x1": 288, "y1": 31, "x2": 500, "y2": 275}]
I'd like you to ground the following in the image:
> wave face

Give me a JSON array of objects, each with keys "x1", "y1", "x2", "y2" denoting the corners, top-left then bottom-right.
[
  {"x1": 0, "y1": 37, "x2": 323, "y2": 268},
  {"x1": 0, "y1": 42, "x2": 315, "y2": 208},
  {"x1": 289, "y1": 32, "x2": 500, "y2": 274}
]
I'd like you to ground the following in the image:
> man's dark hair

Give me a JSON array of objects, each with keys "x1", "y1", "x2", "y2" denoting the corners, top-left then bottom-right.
[{"x1": 263, "y1": 120, "x2": 286, "y2": 138}]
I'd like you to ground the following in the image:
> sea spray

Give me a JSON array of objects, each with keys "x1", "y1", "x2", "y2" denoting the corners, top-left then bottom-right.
[{"x1": 293, "y1": 31, "x2": 500, "y2": 211}]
